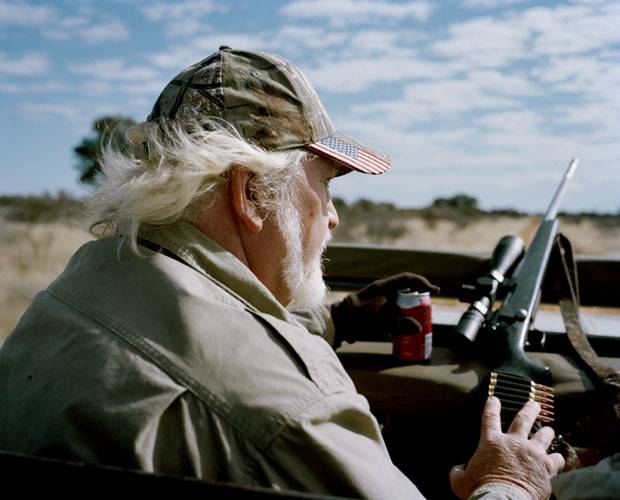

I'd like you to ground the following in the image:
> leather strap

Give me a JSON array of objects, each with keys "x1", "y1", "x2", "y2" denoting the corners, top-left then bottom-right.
[{"x1": 551, "y1": 234, "x2": 620, "y2": 402}]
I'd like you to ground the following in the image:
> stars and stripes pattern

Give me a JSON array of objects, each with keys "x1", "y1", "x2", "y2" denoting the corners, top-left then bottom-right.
[{"x1": 307, "y1": 135, "x2": 390, "y2": 175}]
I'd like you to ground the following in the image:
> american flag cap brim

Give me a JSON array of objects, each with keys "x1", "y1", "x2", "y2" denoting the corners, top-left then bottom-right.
[{"x1": 306, "y1": 131, "x2": 391, "y2": 175}]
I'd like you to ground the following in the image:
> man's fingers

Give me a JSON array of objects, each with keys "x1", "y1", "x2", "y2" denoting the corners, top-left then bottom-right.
[
  {"x1": 507, "y1": 400, "x2": 540, "y2": 436},
  {"x1": 480, "y1": 396, "x2": 502, "y2": 437},
  {"x1": 378, "y1": 272, "x2": 440, "y2": 296},
  {"x1": 530, "y1": 425, "x2": 555, "y2": 450},
  {"x1": 357, "y1": 273, "x2": 440, "y2": 302},
  {"x1": 547, "y1": 452, "x2": 566, "y2": 475},
  {"x1": 394, "y1": 316, "x2": 422, "y2": 335},
  {"x1": 449, "y1": 464, "x2": 467, "y2": 498}
]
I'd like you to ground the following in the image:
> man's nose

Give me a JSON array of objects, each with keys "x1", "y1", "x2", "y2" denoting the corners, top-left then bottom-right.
[{"x1": 327, "y1": 200, "x2": 339, "y2": 230}]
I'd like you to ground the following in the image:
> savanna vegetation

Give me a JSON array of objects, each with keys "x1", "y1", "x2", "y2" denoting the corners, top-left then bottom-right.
[{"x1": 1, "y1": 115, "x2": 618, "y2": 339}]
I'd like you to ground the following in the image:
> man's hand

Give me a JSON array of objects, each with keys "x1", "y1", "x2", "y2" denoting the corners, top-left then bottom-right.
[
  {"x1": 330, "y1": 272, "x2": 439, "y2": 346},
  {"x1": 450, "y1": 397, "x2": 565, "y2": 499}
]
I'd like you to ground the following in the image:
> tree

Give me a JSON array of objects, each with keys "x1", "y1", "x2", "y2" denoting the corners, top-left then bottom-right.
[
  {"x1": 74, "y1": 115, "x2": 136, "y2": 185},
  {"x1": 431, "y1": 194, "x2": 479, "y2": 211}
]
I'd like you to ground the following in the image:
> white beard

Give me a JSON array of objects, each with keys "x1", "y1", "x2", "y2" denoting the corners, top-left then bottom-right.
[{"x1": 278, "y1": 198, "x2": 331, "y2": 311}]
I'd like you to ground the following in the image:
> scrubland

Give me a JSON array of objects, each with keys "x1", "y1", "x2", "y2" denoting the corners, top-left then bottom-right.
[
  {"x1": 1, "y1": 195, "x2": 618, "y2": 340},
  {"x1": 0, "y1": 220, "x2": 92, "y2": 340}
]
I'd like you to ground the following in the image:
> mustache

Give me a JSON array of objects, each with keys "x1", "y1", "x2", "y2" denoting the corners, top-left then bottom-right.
[
  {"x1": 319, "y1": 230, "x2": 333, "y2": 270},
  {"x1": 322, "y1": 230, "x2": 333, "y2": 251}
]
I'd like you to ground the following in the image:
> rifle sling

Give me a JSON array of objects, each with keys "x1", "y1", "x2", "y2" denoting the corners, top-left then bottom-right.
[{"x1": 552, "y1": 234, "x2": 620, "y2": 403}]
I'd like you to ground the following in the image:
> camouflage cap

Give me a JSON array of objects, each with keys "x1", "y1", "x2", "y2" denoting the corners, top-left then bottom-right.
[{"x1": 147, "y1": 46, "x2": 390, "y2": 175}]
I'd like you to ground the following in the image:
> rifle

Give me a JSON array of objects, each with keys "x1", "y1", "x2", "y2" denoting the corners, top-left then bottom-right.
[{"x1": 454, "y1": 158, "x2": 580, "y2": 430}]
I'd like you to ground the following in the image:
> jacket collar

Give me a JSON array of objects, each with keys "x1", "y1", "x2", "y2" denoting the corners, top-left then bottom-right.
[{"x1": 138, "y1": 221, "x2": 294, "y2": 322}]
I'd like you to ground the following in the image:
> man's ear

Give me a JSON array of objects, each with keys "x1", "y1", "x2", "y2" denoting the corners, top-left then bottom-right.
[{"x1": 229, "y1": 165, "x2": 263, "y2": 233}]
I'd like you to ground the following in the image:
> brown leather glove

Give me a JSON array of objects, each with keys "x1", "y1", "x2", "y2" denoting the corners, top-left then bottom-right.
[{"x1": 330, "y1": 272, "x2": 440, "y2": 347}]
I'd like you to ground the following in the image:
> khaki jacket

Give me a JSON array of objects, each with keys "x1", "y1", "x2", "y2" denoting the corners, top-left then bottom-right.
[
  {"x1": 0, "y1": 222, "x2": 527, "y2": 499},
  {"x1": 0, "y1": 222, "x2": 422, "y2": 498}
]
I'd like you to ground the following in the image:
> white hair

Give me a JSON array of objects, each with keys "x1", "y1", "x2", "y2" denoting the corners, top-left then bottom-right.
[
  {"x1": 281, "y1": 196, "x2": 332, "y2": 310},
  {"x1": 277, "y1": 172, "x2": 332, "y2": 310},
  {"x1": 86, "y1": 119, "x2": 309, "y2": 251}
]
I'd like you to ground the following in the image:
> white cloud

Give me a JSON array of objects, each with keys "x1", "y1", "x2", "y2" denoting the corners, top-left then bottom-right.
[
  {"x1": 40, "y1": 14, "x2": 90, "y2": 40},
  {"x1": 68, "y1": 59, "x2": 157, "y2": 81},
  {"x1": 21, "y1": 102, "x2": 81, "y2": 121},
  {"x1": 143, "y1": 0, "x2": 225, "y2": 21},
  {"x1": 192, "y1": 33, "x2": 274, "y2": 52},
  {"x1": 149, "y1": 33, "x2": 273, "y2": 70},
  {"x1": 117, "y1": 79, "x2": 167, "y2": 96},
  {"x1": 159, "y1": 18, "x2": 204, "y2": 37},
  {"x1": 475, "y1": 110, "x2": 543, "y2": 133},
  {"x1": 535, "y1": 53, "x2": 615, "y2": 87},
  {"x1": 30, "y1": 80, "x2": 66, "y2": 93},
  {"x1": 149, "y1": 46, "x2": 205, "y2": 70},
  {"x1": 0, "y1": 1, "x2": 128, "y2": 44},
  {"x1": 281, "y1": 0, "x2": 433, "y2": 25},
  {"x1": 531, "y1": 53, "x2": 620, "y2": 127},
  {"x1": 331, "y1": 116, "x2": 619, "y2": 212},
  {"x1": 0, "y1": 51, "x2": 50, "y2": 76},
  {"x1": 276, "y1": 26, "x2": 348, "y2": 51},
  {"x1": 349, "y1": 76, "x2": 521, "y2": 128},
  {"x1": 0, "y1": 1, "x2": 56, "y2": 26},
  {"x1": 0, "y1": 79, "x2": 65, "y2": 94},
  {"x1": 467, "y1": 70, "x2": 540, "y2": 97},
  {"x1": 554, "y1": 102, "x2": 620, "y2": 136},
  {"x1": 79, "y1": 21, "x2": 129, "y2": 43},
  {"x1": 339, "y1": 97, "x2": 600, "y2": 171},
  {"x1": 142, "y1": 0, "x2": 226, "y2": 37},
  {"x1": 67, "y1": 59, "x2": 165, "y2": 98},
  {"x1": 525, "y1": 3, "x2": 620, "y2": 56},
  {"x1": 40, "y1": 29, "x2": 72, "y2": 41},
  {"x1": 431, "y1": 16, "x2": 529, "y2": 68},
  {"x1": 2, "y1": 0, "x2": 619, "y2": 213},
  {"x1": 432, "y1": 1, "x2": 620, "y2": 72},
  {"x1": 148, "y1": 26, "x2": 419, "y2": 75},
  {"x1": 79, "y1": 80, "x2": 112, "y2": 96},
  {"x1": 346, "y1": 30, "x2": 422, "y2": 57},
  {"x1": 42, "y1": 19, "x2": 130, "y2": 43},
  {"x1": 58, "y1": 16, "x2": 90, "y2": 29},
  {"x1": 0, "y1": 80, "x2": 19, "y2": 93},
  {"x1": 306, "y1": 55, "x2": 450, "y2": 93},
  {"x1": 463, "y1": 0, "x2": 527, "y2": 9}
]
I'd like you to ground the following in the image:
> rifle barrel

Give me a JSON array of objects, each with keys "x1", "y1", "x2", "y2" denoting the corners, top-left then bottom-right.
[
  {"x1": 544, "y1": 158, "x2": 580, "y2": 221},
  {"x1": 498, "y1": 158, "x2": 579, "y2": 360}
]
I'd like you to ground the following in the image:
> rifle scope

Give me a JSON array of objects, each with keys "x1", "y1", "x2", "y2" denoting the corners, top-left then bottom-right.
[{"x1": 454, "y1": 235, "x2": 525, "y2": 344}]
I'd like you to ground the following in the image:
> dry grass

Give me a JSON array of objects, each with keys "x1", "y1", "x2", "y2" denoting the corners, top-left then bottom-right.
[
  {"x1": 1, "y1": 213, "x2": 618, "y2": 341},
  {"x1": 0, "y1": 219, "x2": 92, "y2": 341},
  {"x1": 387, "y1": 215, "x2": 620, "y2": 254}
]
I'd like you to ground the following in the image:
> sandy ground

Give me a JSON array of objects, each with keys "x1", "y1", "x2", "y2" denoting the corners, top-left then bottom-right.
[
  {"x1": 393, "y1": 215, "x2": 620, "y2": 255},
  {"x1": 1, "y1": 216, "x2": 618, "y2": 340}
]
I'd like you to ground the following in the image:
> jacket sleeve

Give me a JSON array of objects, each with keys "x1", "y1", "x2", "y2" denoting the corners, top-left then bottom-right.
[
  {"x1": 251, "y1": 391, "x2": 425, "y2": 499},
  {"x1": 289, "y1": 305, "x2": 337, "y2": 347},
  {"x1": 551, "y1": 452, "x2": 620, "y2": 499},
  {"x1": 152, "y1": 392, "x2": 535, "y2": 500},
  {"x1": 467, "y1": 483, "x2": 531, "y2": 500},
  {"x1": 247, "y1": 391, "x2": 539, "y2": 500}
]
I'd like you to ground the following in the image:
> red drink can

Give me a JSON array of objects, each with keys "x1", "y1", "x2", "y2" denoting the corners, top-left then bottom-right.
[{"x1": 393, "y1": 289, "x2": 432, "y2": 362}]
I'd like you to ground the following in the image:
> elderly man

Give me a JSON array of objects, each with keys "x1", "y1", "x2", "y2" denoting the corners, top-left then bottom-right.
[{"x1": 0, "y1": 47, "x2": 563, "y2": 498}]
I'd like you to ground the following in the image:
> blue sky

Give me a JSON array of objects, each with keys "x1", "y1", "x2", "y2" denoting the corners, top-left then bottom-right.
[{"x1": 1, "y1": 0, "x2": 618, "y2": 213}]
